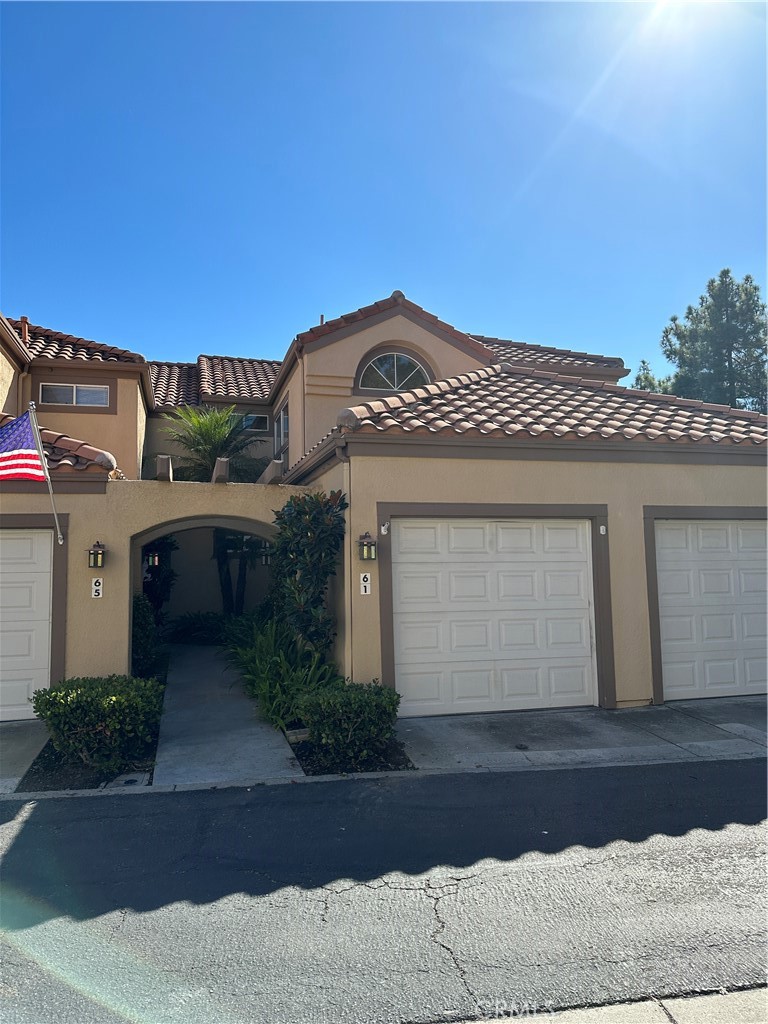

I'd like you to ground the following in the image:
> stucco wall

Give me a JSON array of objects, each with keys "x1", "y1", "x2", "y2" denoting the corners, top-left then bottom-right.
[
  {"x1": 25, "y1": 369, "x2": 145, "y2": 478},
  {"x1": 0, "y1": 480, "x2": 307, "y2": 680},
  {"x1": 340, "y1": 453, "x2": 767, "y2": 704},
  {"x1": 0, "y1": 347, "x2": 20, "y2": 415}
]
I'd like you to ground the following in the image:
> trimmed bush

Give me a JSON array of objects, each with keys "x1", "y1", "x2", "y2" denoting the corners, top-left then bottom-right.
[
  {"x1": 132, "y1": 593, "x2": 163, "y2": 678},
  {"x1": 297, "y1": 682, "x2": 400, "y2": 769},
  {"x1": 32, "y1": 675, "x2": 164, "y2": 771},
  {"x1": 231, "y1": 620, "x2": 343, "y2": 730}
]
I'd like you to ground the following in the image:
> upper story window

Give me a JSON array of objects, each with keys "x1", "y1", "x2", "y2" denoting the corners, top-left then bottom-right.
[
  {"x1": 274, "y1": 401, "x2": 289, "y2": 458},
  {"x1": 359, "y1": 352, "x2": 430, "y2": 392},
  {"x1": 242, "y1": 413, "x2": 270, "y2": 433},
  {"x1": 40, "y1": 383, "x2": 110, "y2": 407}
]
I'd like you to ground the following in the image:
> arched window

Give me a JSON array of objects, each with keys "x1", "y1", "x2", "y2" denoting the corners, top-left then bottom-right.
[{"x1": 358, "y1": 352, "x2": 431, "y2": 392}]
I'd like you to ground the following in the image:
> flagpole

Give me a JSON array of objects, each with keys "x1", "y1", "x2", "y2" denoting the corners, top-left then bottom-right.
[{"x1": 28, "y1": 401, "x2": 64, "y2": 545}]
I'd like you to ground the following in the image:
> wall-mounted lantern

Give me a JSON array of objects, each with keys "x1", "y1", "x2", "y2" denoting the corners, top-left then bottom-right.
[
  {"x1": 146, "y1": 551, "x2": 160, "y2": 568},
  {"x1": 88, "y1": 541, "x2": 106, "y2": 569},
  {"x1": 260, "y1": 542, "x2": 272, "y2": 566},
  {"x1": 358, "y1": 532, "x2": 377, "y2": 561}
]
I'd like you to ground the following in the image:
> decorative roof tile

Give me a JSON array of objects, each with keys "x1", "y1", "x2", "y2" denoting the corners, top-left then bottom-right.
[
  {"x1": 149, "y1": 362, "x2": 200, "y2": 408},
  {"x1": 336, "y1": 365, "x2": 767, "y2": 448},
  {"x1": 471, "y1": 335, "x2": 627, "y2": 375},
  {"x1": 198, "y1": 355, "x2": 280, "y2": 402},
  {"x1": 7, "y1": 319, "x2": 145, "y2": 364}
]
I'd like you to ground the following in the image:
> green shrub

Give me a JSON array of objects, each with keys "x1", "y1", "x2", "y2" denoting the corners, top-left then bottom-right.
[
  {"x1": 221, "y1": 604, "x2": 273, "y2": 649},
  {"x1": 231, "y1": 620, "x2": 343, "y2": 729},
  {"x1": 32, "y1": 675, "x2": 164, "y2": 771},
  {"x1": 270, "y1": 490, "x2": 348, "y2": 654},
  {"x1": 297, "y1": 682, "x2": 400, "y2": 769},
  {"x1": 132, "y1": 593, "x2": 163, "y2": 678},
  {"x1": 166, "y1": 611, "x2": 227, "y2": 645}
]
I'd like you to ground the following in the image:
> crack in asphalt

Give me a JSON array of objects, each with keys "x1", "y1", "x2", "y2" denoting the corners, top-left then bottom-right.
[
  {"x1": 109, "y1": 907, "x2": 128, "y2": 940},
  {"x1": 425, "y1": 882, "x2": 481, "y2": 1014}
]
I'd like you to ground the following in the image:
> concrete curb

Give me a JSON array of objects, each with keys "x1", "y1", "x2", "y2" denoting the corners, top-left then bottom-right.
[
  {"x1": 470, "y1": 986, "x2": 768, "y2": 1023},
  {"x1": 1, "y1": 748, "x2": 765, "y2": 802}
]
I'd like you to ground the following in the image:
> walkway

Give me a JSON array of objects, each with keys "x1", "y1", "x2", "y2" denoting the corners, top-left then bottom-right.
[{"x1": 152, "y1": 644, "x2": 304, "y2": 787}]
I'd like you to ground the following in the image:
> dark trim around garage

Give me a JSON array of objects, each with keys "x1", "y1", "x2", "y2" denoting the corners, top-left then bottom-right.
[
  {"x1": 376, "y1": 502, "x2": 617, "y2": 710},
  {"x1": 642, "y1": 505, "x2": 768, "y2": 705},
  {"x1": 0, "y1": 513, "x2": 70, "y2": 688}
]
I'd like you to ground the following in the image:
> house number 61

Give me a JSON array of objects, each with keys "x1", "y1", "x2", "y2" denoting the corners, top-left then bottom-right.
[{"x1": 360, "y1": 573, "x2": 372, "y2": 596}]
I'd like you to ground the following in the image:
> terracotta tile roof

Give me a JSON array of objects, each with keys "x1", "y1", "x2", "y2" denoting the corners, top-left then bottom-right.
[
  {"x1": 0, "y1": 413, "x2": 121, "y2": 475},
  {"x1": 471, "y1": 335, "x2": 627, "y2": 375},
  {"x1": 198, "y1": 355, "x2": 280, "y2": 402},
  {"x1": 149, "y1": 356, "x2": 280, "y2": 407},
  {"x1": 295, "y1": 290, "x2": 492, "y2": 358},
  {"x1": 149, "y1": 362, "x2": 200, "y2": 408},
  {"x1": 7, "y1": 319, "x2": 145, "y2": 364},
  {"x1": 336, "y1": 365, "x2": 767, "y2": 448}
]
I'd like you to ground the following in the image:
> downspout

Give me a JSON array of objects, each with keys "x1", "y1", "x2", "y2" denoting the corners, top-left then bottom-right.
[{"x1": 17, "y1": 316, "x2": 31, "y2": 413}]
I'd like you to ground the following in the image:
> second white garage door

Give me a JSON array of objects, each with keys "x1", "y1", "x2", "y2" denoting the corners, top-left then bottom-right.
[
  {"x1": 392, "y1": 518, "x2": 598, "y2": 717},
  {"x1": 655, "y1": 519, "x2": 767, "y2": 700}
]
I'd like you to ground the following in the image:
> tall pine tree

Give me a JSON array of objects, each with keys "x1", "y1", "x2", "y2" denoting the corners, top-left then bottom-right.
[{"x1": 658, "y1": 269, "x2": 766, "y2": 413}]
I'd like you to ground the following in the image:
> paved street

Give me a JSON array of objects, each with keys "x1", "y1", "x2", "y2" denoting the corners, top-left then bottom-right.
[{"x1": 1, "y1": 760, "x2": 765, "y2": 1024}]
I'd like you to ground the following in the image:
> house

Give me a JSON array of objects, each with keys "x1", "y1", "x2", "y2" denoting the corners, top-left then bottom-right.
[{"x1": 1, "y1": 292, "x2": 765, "y2": 721}]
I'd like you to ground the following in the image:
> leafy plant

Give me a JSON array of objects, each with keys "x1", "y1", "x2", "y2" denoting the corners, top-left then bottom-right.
[
  {"x1": 32, "y1": 675, "x2": 164, "y2": 771},
  {"x1": 162, "y1": 404, "x2": 269, "y2": 482},
  {"x1": 132, "y1": 593, "x2": 164, "y2": 678},
  {"x1": 231, "y1": 620, "x2": 342, "y2": 729},
  {"x1": 270, "y1": 490, "x2": 349, "y2": 654},
  {"x1": 297, "y1": 682, "x2": 400, "y2": 770}
]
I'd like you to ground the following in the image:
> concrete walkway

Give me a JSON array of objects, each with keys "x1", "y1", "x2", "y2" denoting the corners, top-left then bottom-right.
[
  {"x1": 0, "y1": 719, "x2": 48, "y2": 794},
  {"x1": 152, "y1": 644, "x2": 304, "y2": 787},
  {"x1": 397, "y1": 695, "x2": 767, "y2": 773}
]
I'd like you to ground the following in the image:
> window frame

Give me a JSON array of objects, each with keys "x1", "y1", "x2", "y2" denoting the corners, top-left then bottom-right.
[
  {"x1": 39, "y1": 381, "x2": 112, "y2": 408},
  {"x1": 273, "y1": 399, "x2": 289, "y2": 459},
  {"x1": 241, "y1": 412, "x2": 270, "y2": 434},
  {"x1": 354, "y1": 346, "x2": 434, "y2": 396}
]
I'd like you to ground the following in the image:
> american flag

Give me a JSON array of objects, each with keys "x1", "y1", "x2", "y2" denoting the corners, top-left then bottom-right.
[{"x1": 0, "y1": 412, "x2": 47, "y2": 481}]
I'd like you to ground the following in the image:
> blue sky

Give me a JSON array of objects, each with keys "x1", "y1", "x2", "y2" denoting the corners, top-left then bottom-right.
[{"x1": 1, "y1": 2, "x2": 764, "y2": 378}]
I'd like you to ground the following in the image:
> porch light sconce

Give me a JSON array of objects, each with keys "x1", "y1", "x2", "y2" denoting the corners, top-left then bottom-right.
[
  {"x1": 358, "y1": 532, "x2": 377, "y2": 561},
  {"x1": 88, "y1": 541, "x2": 106, "y2": 569},
  {"x1": 146, "y1": 551, "x2": 160, "y2": 568},
  {"x1": 260, "y1": 543, "x2": 272, "y2": 567}
]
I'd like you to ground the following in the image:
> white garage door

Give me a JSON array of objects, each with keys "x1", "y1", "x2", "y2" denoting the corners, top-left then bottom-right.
[
  {"x1": 655, "y1": 519, "x2": 767, "y2": 700},
  {"x1": 0, "y1": 530, "x2": 53, "y2": 721},
  {"x1": 392, "y1": 518, "x2": 598, "y2": 717}
]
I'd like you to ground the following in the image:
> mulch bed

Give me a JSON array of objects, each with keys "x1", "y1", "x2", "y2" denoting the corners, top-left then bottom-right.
[
  {"x1": 16, "y1": 740, "x2": 159, "y2": 793},
  {"x1": 291, "y1": 737, "x2": 414, "y2": 776}
]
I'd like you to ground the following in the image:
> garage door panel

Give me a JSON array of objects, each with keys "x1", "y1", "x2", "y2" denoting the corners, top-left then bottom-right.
[
  {"x1": 0, "y1": 531, "x2": 53, "y2": 573},
  {"x1": 656, "y1": 519, "x2": 767, "y2": 700},
  {"x1": 393, "y1": 518, "x2": 597, "y2": 716}
]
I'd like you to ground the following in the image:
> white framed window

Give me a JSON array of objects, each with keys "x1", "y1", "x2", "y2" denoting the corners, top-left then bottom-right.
[
  {"x1": 359, "y1": 352, "x2": 430, "y2": 391},
  {"x1": 242, "y1": 413, "x2": 270, "y2": 433},
  {"x1": 40, "y1": 383, "x2": 110, "y2": 407},
  {"x1": 274, "y1": 401, "x2": 289, "y2": 457}
]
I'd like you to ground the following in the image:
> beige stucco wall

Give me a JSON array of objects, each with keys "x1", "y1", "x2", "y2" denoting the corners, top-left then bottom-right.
[
  {"x1": 0, "y1": 347, "x2": 21, "y2": 415},
  {"x1": 0, "y1": 480, "x2": 307, "y2": 680},
  {"x1": 339, "y1": 453, "x2": 767, "y2": 704},
  {"x1": 24, "y1": 370, "x2": 145, "y2": 478}
]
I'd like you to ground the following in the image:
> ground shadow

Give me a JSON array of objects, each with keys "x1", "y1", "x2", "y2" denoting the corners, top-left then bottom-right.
[{"x1": 0, "y1": 758, "x2": 765, "y2": 932}]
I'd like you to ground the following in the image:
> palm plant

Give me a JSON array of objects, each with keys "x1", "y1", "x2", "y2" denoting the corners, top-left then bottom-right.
[{"x1": 162, "y1": 404, "x2": 268, "y2": 482}]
